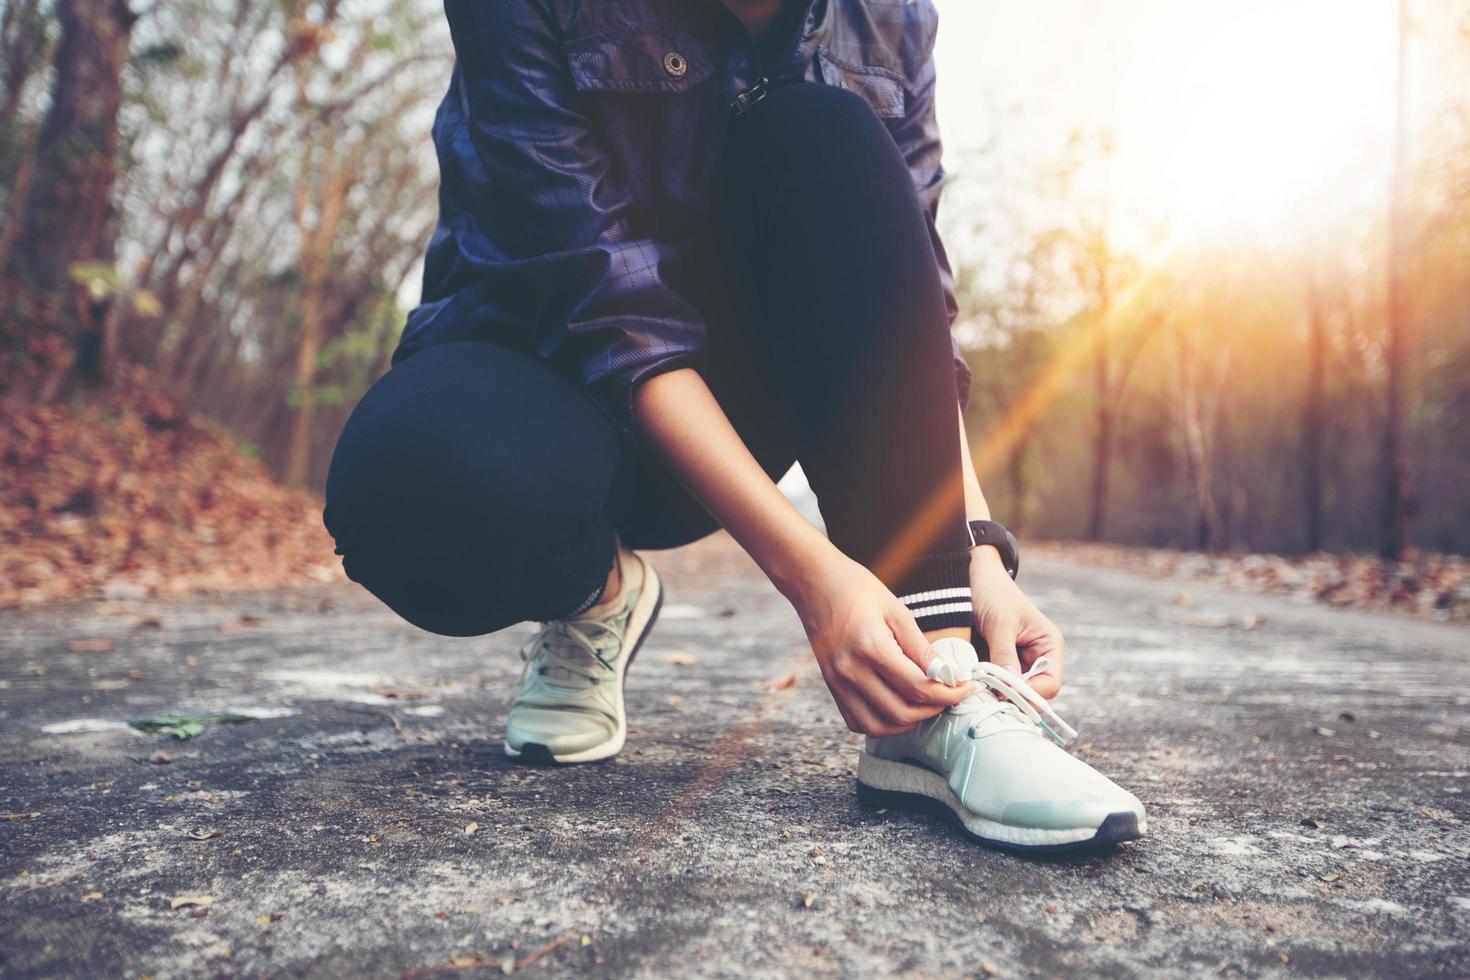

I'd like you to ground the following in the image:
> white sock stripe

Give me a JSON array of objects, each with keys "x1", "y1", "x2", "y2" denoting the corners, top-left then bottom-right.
[
  {"x1": 910, "y1": 601, "x2": 973, "y2": 620},
  {"x1": 898, "y1": 587, "x2": 972, "y2": 606}
]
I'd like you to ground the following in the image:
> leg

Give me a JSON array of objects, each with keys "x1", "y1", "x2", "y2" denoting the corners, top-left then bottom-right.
[
  {"x1": 323, "y1": 341, "x2": 621, "y2": 636},
  {"x1": 715, "y1": 81, "x2": 973, "y2": 630}
]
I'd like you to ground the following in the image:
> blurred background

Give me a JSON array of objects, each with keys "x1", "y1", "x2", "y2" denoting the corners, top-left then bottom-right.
[{"x1": 1, "y1": 0, "x2": 1467, "y2": 614}]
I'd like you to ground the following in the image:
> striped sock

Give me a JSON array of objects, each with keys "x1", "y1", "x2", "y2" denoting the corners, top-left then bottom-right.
[{"x1": 894, "y1": 550, "x2": 973, "y2": 632}]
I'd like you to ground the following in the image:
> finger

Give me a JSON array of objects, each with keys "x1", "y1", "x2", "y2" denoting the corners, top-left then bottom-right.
[
  {"x1": 870, "y1": 646, "x2": 976, "y2": 708},
  {"x1": 1026, "y1": 671, "x2": 1061, "y2": 700},
  {"x1": 868, "y1": 639, "x2": 977, "y2": 708},
  {"x1": 843, "y1": 686, "x2": 905, "y2": 737},
  {"x1": 1018, "y1": 619, "x2": 1065, "y2": 699},
  {"x1": 885, "y1": 604, "x2": 934, "y2": 671},
  {"x1": 982, "y1": 617, "x2": 1023, "y2": 674},
  {"x1": 858, "y1": 665, "x2": 949, "y2": 728}
]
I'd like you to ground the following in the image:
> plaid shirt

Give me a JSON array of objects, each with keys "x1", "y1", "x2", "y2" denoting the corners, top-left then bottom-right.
[{"x1": 397, "y1": 0, "x2": 967, "y2": 438}]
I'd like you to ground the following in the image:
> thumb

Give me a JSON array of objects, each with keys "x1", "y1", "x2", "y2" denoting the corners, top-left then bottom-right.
[
  {"x1": 886, "y1": 603, "x2": 934, "y2": 672},
  {"x1": 982, "y1": 617, "x2": 1023, "y2": 674}
]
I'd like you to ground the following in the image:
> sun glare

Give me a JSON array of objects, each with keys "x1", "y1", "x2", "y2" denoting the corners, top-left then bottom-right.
[
  {"x1": 1123, "y1": 2, "x2": 1399, "y2": 245},
  {"x1": 936, "y1": 0, "x2": 1402, "y2": 249}
]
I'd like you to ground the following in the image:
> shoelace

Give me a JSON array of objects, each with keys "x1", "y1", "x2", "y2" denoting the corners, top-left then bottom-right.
[
  {"x1": 518, "y1": 617, "x2": 622, "y2": 687},
  {"x1": 930, "y1": 655, "x2": 1079, "y2": 747}
]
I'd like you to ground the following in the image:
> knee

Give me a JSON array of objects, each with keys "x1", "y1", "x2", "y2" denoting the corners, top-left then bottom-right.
[
  {"x1": 726, "y1": 81, "x2": 898, "y2": 175},
  {"x1": 322, "y1": 343, "x2": 619, "y2": 635}
]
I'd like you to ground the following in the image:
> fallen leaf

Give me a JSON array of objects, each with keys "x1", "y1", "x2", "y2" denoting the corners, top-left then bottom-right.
[
  {"x1": 218, "y1": 614, "x2": 265, "y2": 634},
  {"x1": 80, "y1": 891, "x2": 103, "y2": 902},
  {"x1": 170, "y1": 895, "x2": 213, "y2": 910},
  {"x1": 372, "y1": 687, "x2": 431, "y2": 700},
  {"x1": 1313, "y1": 726, "x2": 1336, "y2": 737},
  {"x1": 149, "y1": 752, "x2": 172, "y2": 765},
  {"x1": 68, "y1": 638, "x2": 115, "y2": 653},
  {"x1": 665, "y1": 652, "x2": 697, "y2": 667},
  {"x1": 186, "y1": 829, "x2": 222, "y2": 840},
  {"x1": 464, "y1": 822, "x2": 478, "y2": 836},
  {"x1": 771, "y1": 673, "x2": 797, "y2": 690},
  {"x1": 129, "y1": 713, "x2": 255, "y2": 739},
  {"x1": 799, "y1": 892, "x2": 818, "y2": 908},
  {"x1": 1, "y1": 812, "x2": 40, "y2": 821}
]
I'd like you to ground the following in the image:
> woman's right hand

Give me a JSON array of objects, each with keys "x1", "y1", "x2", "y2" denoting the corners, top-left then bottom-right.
[{"x1": 784, "y1": 553, "x2": 977, "y2": 737}]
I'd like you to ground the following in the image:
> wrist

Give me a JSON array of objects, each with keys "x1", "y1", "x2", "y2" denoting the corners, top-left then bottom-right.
[
  {"x1": 767, "y1": 535, "x2": 852, "y2": 608},
  {"x1": 970, "y1": 543, "x2": 1009, "y2": 574}
]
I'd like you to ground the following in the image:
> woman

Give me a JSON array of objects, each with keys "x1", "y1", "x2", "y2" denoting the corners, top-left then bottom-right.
[{"x1": 323, "y1": 0, "x2": 1145, "y2": 851}]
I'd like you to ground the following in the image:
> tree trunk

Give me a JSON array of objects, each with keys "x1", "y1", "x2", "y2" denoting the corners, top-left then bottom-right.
[
  {"x1": 1381, "y1": 0, "x2": 1414, "y2": 560},
  {"x1": 1086, "y1": 322, "x2": 1112, "y2": 541},
  {"x1": 285, "y1": 132, "x2": 350, "y2": 487},
  {"x1": 1303, "y1": 274, "x2": 1327, "y2": 552},
  {"x1": 1177, "y1": 330, "x2": 1226, "y2": 552},
  {"x1": 6, "y1": 0, "x2": 135, "y2": 386}
]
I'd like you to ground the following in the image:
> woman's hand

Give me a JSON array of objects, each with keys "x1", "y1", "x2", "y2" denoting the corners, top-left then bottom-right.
[
  {"x1": 787, "y1": 552, "x2": 977, "y2": 736},
  {"x1": 970, "y1": 546, "x2": 1066, "y2": 699},
  {"x1": 630, "y1": 370, "x2": 978, "y2": 734}
]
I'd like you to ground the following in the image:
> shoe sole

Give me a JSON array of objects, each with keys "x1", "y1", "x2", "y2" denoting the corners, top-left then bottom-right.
[
  {"x1": 855, "y1": 751, "x2": 1145, "y2": 852},
  {"x1": 505, "y1": 556, "x2": 664, "y2": 766}
]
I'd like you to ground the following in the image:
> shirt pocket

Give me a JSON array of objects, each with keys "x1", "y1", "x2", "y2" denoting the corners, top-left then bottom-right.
[
  {"x1": 565, "y1": 27, "x2": 718, "y2": 94},
  {"x1": 813, "y1": 45, "x2": 907, "y2": 119}
]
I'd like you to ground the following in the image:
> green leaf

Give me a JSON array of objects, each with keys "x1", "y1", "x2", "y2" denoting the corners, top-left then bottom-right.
[{"x1": 128, "y1": 713, "x2": 256, "y2": 739}]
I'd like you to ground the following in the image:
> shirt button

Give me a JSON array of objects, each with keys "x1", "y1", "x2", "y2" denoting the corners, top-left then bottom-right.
[{"x1": 663, "y1": 51, "x2": 688, "y2": 77}]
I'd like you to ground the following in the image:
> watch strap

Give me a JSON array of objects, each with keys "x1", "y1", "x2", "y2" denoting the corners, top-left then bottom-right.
[{"x1": 967, "y1": 520, "x2": 1019, "y2": 580}]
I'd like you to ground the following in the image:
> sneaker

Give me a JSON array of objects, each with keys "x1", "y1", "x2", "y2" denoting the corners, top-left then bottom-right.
[
  {"x1": 504, "y1": 547, "x2": 663, "y2": 764},
  {"x1": 856, "y1": 636, "x2": 1146, "y2": 851}
]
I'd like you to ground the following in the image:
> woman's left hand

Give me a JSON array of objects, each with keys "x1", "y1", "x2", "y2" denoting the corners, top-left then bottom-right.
[{"x1": 970, "y1": 546, "x2": 1066, "y2": 699}]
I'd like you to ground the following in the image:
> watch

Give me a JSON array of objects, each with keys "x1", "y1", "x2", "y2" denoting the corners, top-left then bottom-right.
[{"x1": 967, "y1": 520, "x2": 1020, "y2": 580}]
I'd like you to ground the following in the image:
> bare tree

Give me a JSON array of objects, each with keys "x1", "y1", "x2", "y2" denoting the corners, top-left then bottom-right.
[
  {"x1": 1382, "y1": 0, "x2": 1415, "y2": 559},
  {"x1": 5, "y1": 0, "x2": 136, "y2": 389}
]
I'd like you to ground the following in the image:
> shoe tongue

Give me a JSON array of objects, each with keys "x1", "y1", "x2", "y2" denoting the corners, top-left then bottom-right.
[
  {"x1": 537, "y1": 621, "x2": 616, "y2": 686},
  {"x1": 926, "y1": 636, "x2": 980, "y2": 685},
  {"x1": 926, "y1": 638, "x2": 1041, "y2": 734}
]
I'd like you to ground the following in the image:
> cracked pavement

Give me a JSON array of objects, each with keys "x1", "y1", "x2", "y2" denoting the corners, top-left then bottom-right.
[{"x1": 1, "y1": 534, "x2": 1467, "y2": 977}]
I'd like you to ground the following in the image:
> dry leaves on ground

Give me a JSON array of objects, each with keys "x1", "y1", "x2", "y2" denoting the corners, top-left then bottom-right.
[{"x1": 1, "y1": 369, "x2": 342, "y2": 609}]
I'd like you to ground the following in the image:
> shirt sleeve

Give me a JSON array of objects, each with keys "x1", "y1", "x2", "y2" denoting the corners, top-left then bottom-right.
[
  {"x1": 396, "y1": 0, "x2": 706, "y2": 438},
  {"x1": 887, "y1": 4, "x2": 971, "y2": 410}
]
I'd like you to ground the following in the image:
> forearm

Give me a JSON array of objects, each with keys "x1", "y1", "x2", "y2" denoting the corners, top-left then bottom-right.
[
  {"x1": 632, "y1": 368, "x2": 840, "y2": 601},
  {"x1": 957, "y1": 404, "x2": 1014, "y2": 575},
  {"x1": 957, "y1": 403, "x2": 991, "y2": 522}
]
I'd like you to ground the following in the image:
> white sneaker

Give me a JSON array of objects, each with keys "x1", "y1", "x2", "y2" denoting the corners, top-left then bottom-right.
[
  {"x1": 504, "y1": 547, "x2": 662, "y2": 764},
  {"x1": 857, "y1": 636, "x2": 1146, "y2": 850}
]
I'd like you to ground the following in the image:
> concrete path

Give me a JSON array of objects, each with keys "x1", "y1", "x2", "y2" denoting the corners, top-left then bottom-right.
[{"x1": 2, "y1": 535, "x2": 1466, "y2": 978}]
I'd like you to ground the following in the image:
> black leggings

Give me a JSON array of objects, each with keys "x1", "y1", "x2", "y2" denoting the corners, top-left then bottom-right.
[{"x1": 323, "y1": 82, "x2": 972, "y2": 637}]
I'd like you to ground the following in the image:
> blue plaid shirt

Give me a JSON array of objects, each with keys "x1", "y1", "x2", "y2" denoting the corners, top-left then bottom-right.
[{"x1": 397, "y1": 0, "x2": 967, "y2": 438}]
